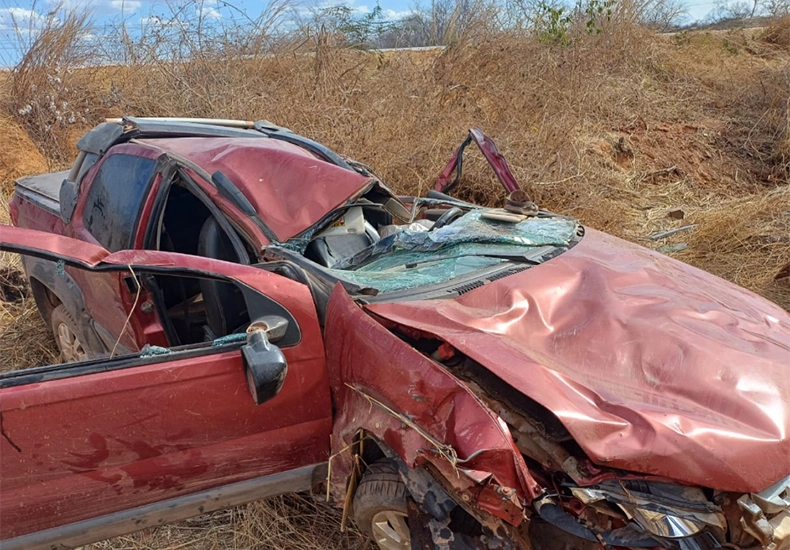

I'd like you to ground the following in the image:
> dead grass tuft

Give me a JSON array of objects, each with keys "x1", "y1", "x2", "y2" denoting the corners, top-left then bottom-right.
[
  {"x1": 84, "y1": 495, "x2": 367, "y2": 550},
  {"x1": 0, "y1": 115, "x2": 49, "y2": 187},
  {"x1": 762, "y1": 15, "x2": 790, "y2": 48},
  {"x1": 3, "y1": 7, "x2": 106, "y2": 164},
  {"x1": 677, "y1": 186, "x2": 790, "y2": 307}
]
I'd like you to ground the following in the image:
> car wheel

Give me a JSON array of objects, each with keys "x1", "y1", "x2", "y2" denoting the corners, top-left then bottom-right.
[
  {"x1": 51, "y1": 304, "x2": 87, "y2": 363},
  {"x1": 353, "y1": 460, "x2": 412, "y2": 550}
]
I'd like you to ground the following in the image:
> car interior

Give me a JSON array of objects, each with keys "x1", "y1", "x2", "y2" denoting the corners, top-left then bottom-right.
[
  {"x1": 302, "y1": 186, "x2": 429, "y2": 269},
  {"x1": 148, "y1": 179, "x2": 254, "y2": 345},
  {"x1": 145, "y1": 174, "x2": 447, "y2": 347},
  {"x1": 304, "y1": 205, "x2": 388, "y2": 268}
]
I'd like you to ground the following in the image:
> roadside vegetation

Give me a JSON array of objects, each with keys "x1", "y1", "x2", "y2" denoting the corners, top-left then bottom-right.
[{"x1": 1, "y1": 0, "x2": 790, "y2": 546}]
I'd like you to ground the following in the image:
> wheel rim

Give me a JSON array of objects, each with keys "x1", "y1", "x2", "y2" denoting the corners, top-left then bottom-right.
[
  {"x1": 56, "y1": 322, "x2": 86, "y2": 362},
  {"x1": 371, "y1": 510, "x2": 411, "y2": 550}
]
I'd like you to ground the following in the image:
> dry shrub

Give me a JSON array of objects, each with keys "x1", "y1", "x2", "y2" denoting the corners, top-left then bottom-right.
[
  {"x1": 0, "y1": 280, "x2": 57, "y2": 372},
  {"x1": 762, "y1": 15, "x2": 790, "y2": 48},
  {"x1": 4, "y1": 7, "x2": 107, "y2": 163},
  {"x1": 676, "y1": 187, "x2": 790, "y2": 308},
  {"x1": 774, "y1": 97, "x2": 790, "y2": 172},
  {"x1": 0, "y1": 115, "x2": 48, "y2": 187}
]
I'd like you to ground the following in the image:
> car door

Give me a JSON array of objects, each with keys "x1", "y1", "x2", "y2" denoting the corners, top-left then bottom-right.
[
  {"x1": 66, "y1": 143, "x2": 169, "y2": 353},
  {"x1": 0, "y1": 227, "x2": 332, "y2": 550}
]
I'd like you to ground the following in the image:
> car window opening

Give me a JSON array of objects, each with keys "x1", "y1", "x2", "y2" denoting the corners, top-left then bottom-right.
[
  {"x1": 147, "y1": 273, "x2": 251, "y2": 347},
  {"x1": 149, "y1": 180, "x2": 256, "y2": 345}
]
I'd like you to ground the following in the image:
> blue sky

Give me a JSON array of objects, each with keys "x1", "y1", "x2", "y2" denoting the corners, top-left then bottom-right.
[
  {"x1": 0, "y1": 0, "x2": 720, "y2": 65},
  {"x1": 0, "y1": 0, "x2": 417, "y2": 65}
]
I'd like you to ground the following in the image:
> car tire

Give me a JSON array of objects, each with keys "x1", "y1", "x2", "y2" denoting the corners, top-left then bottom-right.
[
  {"x1": 51, "y1": 304, "x2": 87, "y2": 363},
  {"x1": 353, "y1": 460, "x2": 412, "y2": 550}
]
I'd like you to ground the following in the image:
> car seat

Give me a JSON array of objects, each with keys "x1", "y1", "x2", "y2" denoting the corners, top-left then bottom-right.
[{"x1": 197, "y1": 217, "x2": 249, "y2": 338}]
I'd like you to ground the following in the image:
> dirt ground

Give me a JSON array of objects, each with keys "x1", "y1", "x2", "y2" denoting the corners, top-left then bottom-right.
[{"x1": 1, "y1": 23, "x2": 790, "y2": 549}]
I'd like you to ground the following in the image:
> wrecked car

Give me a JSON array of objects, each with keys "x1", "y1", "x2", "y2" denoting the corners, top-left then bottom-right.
[{"x1": 2, "y1": 117, "x2": 790, "y2": 550}]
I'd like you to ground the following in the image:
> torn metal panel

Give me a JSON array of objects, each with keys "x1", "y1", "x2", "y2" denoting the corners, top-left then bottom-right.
[
  {"x1": 739, "y1": 476, "x2": 790, "y2": 550},
  {"x1": 368, "y1": 228, "x2": 790, "y2": 493},
  {"x1": 435, "y1": 128, "x2": 523, "y2": 196},
  {"x1": 0, "y1": 225, "x2": 110, "y2": 267},
  {"x1": 324, "y1": 285, "x2": 541, "y2": 525}
]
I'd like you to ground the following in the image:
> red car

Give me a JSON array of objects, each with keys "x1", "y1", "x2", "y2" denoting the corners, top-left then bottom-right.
[{"x1": 2, "y1": 118, "x2": 790, "y2": 550}]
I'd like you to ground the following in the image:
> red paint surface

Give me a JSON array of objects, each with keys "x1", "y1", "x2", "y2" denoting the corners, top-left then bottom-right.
[
  {"x1": 0, "y1": 230, "x2": 332, "y2": 538},
  {"x1": 0, "y1": 349, "x2": 331, "y2": 538},
  {"x1": 369, "y1": 229, "x2": 790, "y2": 493},
  {"x1": 324, "y1": 286, "x2": 540, "y2": 525},
  {"x1": 137, "y1": 138, "x2": 373, "y2": 241},
  {"x1": 9, "y1": 193, "x2": 64, "y2": 236},
  {"x1": 0, "y1": 225, "x2": 109, "y2": 265}
]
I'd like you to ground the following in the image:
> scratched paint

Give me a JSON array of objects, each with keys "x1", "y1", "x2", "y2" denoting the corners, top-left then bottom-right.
[{"x1": 324, "y1": 286, "x2": 540, "y2": 526}]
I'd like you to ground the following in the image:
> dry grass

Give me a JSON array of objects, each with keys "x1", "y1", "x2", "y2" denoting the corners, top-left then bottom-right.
[
  {"x1": 761, "y1": 15, "x2": 790, "y2": 48},
  {"x1": 0, "y1": 188, "x2": 59, "y2": 371},
  {"x1": 85, "y1": 496, "x2": 367, "y2": 550},
  {"x1": 1, "y1": 13, "x2": 790, "y2": 549},
  {"x1": 0, "y1": 116, "x2": 48, "y2": 182}
]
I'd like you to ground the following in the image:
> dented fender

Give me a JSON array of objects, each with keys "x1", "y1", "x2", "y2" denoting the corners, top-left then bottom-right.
[{"x1": 324, "y1": 285, "x2": 541, "y2": 525}]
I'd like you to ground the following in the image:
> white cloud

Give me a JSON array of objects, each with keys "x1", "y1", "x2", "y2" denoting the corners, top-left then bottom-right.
[
  {"x1": 383, "y1": 8, "x2": 414, "y2": 19},
  {"x1": 109, "y1": 0, "x2": 142, "y2": 12},
  {"x1": 0, "y1": 7, "x2": 48, "y2": 30},
  {"x1": 316, "y1": 0, "x2": 371, "y2": 13},
  {"x1": 139, "y1": 15, "x2": 157, "y2": 24},
  {"x1": 139, "y1": 14, "x2": 179, "y2": 27},
  {"x1": 198, "y1": 5, "x2": 222, "y2": 19}
]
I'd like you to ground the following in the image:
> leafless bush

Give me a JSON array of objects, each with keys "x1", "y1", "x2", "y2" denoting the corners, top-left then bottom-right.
[
  {"x1": 93, "y1": 0, "x2": 294, "y2": 117},
  {"x1": 764, "y1": 0, "x2": 790, "y2": 17},
  {"x1": 762, "y1": 13, "x2": 790, "y2": 45},
  {"x1": 3, "y1": 3, "x2": 104, "y2": 162}
]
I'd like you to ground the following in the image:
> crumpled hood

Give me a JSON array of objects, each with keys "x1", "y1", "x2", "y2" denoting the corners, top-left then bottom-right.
[{"x1": 367, "y1": 228, "x2": 790, "y2": 493}]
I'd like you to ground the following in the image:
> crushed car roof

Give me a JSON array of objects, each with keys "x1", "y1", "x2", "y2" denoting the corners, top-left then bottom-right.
[{"x1": 138, "y1": 137, "x2": 373, "y2": 242}]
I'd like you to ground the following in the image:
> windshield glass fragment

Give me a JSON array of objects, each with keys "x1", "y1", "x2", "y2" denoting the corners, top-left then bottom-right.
[{"x1": 325, "y1": 211, "x2": 579, "y2": 293}]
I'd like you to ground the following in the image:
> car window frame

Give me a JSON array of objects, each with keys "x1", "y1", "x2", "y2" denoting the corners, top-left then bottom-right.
[
  {"x1": 76, "y1": 145, "x2": 161, "y2": 252},
  {"x1": 0, "y1": 265, "x2": 301, "y2": 389},
  {"x1": 140, "y1": 160, "x2": 252, "y2": 265}
]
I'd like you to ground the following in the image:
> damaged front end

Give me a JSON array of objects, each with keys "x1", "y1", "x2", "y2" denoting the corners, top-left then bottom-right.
[
  {"x1": 441, "y1": 354, "x2": 790, "y2": 550},
  {"x1": 312, "y1": 128, "x2": 790, "y2": 550},
  {"x1": 449, "y1": 356, "x2": 731, "y2": 550},
  {"x1": 523, "y1": 444, "x2": 790, "y2": 550},
  {"x1": 327, "y1": 302, "x2": 790, "y2": 550},
  {"x1": 738, "y1": 477, "x2": 790, "y2": 550}
]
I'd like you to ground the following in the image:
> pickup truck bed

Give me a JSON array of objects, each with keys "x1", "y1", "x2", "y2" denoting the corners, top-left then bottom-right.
[{"x1": 14, "y1": 171, "x2": 67, "y2": 217}]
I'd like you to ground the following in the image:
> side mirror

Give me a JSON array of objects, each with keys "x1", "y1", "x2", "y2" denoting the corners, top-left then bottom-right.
[
  {"x1": 242, "y1": 316, "x2": 289, "y2": 405},
  {"x1": 59, "y1": 179, "x2": 78, "y2": 224}
]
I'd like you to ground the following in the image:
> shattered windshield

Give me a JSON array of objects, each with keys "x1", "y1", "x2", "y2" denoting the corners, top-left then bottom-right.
[{"x1": 325, "y1": 211, "x2": 579, "y2": 293}]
